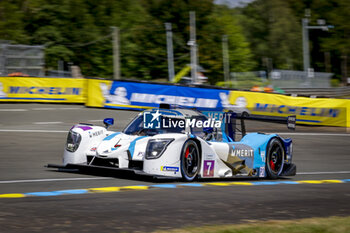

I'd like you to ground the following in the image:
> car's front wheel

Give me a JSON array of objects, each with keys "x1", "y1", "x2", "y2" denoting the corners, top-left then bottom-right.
[
  {"x1": 266, "y1": 138, "x2": 285, "y2": 179},
  {"x1": 180, "y1": 140, "x2": 200, "y2": 181}
]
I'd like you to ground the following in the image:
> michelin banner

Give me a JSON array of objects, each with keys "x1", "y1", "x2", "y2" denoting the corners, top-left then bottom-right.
[
  {"x1": 228, "y1": 91, "x2": 350, "y2": 127},
  {"x1": 0, "y1": 77, "x2": 86, "y2": 103},
  {"x1": 86, "y1": 79, "x2": 234, "y2": 111}
]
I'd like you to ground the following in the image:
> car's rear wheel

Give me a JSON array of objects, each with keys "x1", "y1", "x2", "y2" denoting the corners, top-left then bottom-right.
[
  {"x1": 180, "y1": 140, "x2": 200, "y2": 181},
  {"x1": 266, "y1": 138, "x2": 285, "y2": 179}
]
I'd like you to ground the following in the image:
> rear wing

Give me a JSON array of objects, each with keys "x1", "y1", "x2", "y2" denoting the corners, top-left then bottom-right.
[{"x1": 224, "y1": 113, "x2": 296, "y2": 140}]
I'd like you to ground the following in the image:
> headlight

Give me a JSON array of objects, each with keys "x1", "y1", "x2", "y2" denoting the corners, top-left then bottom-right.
[
  {"x1": 145, "y1": 139, "x2": 174, "y2": 159},
  {"x1": 66, "y1": 131, "x2": 82, "y2": 152}
]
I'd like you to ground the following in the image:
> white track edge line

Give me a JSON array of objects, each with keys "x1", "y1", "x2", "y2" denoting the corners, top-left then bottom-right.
[
  {"x1": 277, "y1": 132, "x2": 350, "y2": 136},
  {"x1": 0, "y1": 177, "x2": 112, "y2": 184},
  {"x1": 34, "y1": 122, "x2": 63, "y2": 125},
  {"x1": 0, "y1": 129, "x2": 67, "y2": 133},
  {"x1": 297, "y1": 171, "x2": 350, "y2": 175},
  {"x1": 0, "y1": 109, "x2": 28, "y2": 111},
  {"x1": 1, "y1": 171, "x2": 350, "y2": 184}
]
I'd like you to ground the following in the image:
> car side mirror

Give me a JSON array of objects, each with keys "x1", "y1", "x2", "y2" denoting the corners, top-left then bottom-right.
[{"x1": 103, "y1": 118, "x2": 114, "y2": 129}]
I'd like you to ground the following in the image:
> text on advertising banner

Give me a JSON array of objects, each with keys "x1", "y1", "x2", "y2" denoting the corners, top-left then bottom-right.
[
  {"x1": 228, "y1": 91, "x2": 350, "y2": 127},
  {"x1": 86, "y1": 79, "x2": 233, "y2": 111},
  {"x1": 0, "y1": 77, "x2": 86, "y2": 103}
]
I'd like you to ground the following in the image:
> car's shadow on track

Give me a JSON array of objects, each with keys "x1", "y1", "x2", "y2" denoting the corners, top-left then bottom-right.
[
  {"x1": 45, "y1": 168, "x2": 166, "y2": 183},
  {"x1": 45, "y1": 167, "x2": 293, "y2": 184}
]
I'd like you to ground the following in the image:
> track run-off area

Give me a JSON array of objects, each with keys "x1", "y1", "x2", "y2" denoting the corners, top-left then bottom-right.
[{"x1": 0, "y1": 103, "x2": 349, "y2": 232}]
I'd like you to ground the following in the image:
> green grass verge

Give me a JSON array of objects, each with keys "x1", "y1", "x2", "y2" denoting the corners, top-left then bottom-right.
[{"x1": 155, "y1": 216, "x2": 350, "y2": 233}]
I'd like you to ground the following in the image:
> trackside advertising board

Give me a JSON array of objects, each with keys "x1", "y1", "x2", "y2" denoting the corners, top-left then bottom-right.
[
  {"x1": 86, "y1": 79, "x2": 232, "y2": 111},
  {"x1": 229, "y1": 91, "x2": 350, "y2": 127},
  {"x1": 1, "y1": 77, "x2": 349, "y2": 127},
  {"x1": 0, "y1": 77, "x2": 86, "y2": 103}
]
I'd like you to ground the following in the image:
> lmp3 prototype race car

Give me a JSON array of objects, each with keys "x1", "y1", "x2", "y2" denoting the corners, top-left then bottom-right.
[{"x1": 48, "y1": 105, "x2": 296, "y2": 181}]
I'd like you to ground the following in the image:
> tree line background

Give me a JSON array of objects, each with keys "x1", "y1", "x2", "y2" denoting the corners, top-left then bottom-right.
[{"x1": 1, "y1": 0, "x2": 349, "y2": 85}]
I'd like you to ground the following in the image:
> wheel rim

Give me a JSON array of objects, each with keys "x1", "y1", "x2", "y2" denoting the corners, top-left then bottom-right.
[
  {"x1": 183, "y1": 143, "x2": 199, "y2": 178},
  {"x1": 268, "y1": 144, "x2": 284, "y2": 175}
]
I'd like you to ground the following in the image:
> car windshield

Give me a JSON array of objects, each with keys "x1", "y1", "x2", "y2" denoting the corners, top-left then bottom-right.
[
  {"x1": 123, "y1": 114, "x2": 186, "y2": 136},
  {"x1": 190, "y1": 115, "x2": 210, "y2": 138}
]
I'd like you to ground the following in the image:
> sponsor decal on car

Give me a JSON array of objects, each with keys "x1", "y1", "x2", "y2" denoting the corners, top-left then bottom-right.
[
  {"x1": 161, "y1": 166, "x2": 179, "y2": 172},
  {"x1": 260, "y1": 150, "x2": 266, "y2": 163},
  {"x1": 205, "y1": 154, "x2": 215, "y2": 160},
  {"x1": 137, "y1": 152, "x2": 145, "y2": 158},
  {"x1": 230, "y1": 144, "x2": 254, "y2": 158},
  {"x1": 89, "y1": 130, "x2": 104, "y2": 138},
  {"x1": 203, "y1": 160, "x2": 215, "y2": 177},
  {"x1": 231, "y1": 149, "x2": 254, "y2": 157},
  {"x1": 259, "y1": 166, "x2": 266, "y2": 177}
]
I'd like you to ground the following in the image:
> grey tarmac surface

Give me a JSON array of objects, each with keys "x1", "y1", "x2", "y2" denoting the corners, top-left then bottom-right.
[{"x1": 0, "y1": 103, "x2": 350, "y2": 232}]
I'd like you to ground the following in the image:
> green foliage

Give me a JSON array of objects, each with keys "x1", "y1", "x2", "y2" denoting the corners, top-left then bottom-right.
[
  {"x1": 0, "y1": 0, "x2": 256, "y2": 81},
  {"x1": 1, "y1": 0, "x2": 348, "y2": 81},
  {"x1": 154, "y1": 216, "x2": 350, "y2": 233},
  {"x1": 200, "y1": 5, "x2": 255, "y2": 84},
  {"x1": 216, "y1": 73, "x2": 268, "y2": 89},
  {"x1": 331, "y1": 78, "x2": 340, "y2": 87},
  {"x1": 239, "y1": 0, "x2": 302, "y2": 70},
  {"x1": 286, "y1": 0, "x2": 350, "y2": 83},
  {"x1": 0, "y1": 1, "x2": 28, "y2": 43}
]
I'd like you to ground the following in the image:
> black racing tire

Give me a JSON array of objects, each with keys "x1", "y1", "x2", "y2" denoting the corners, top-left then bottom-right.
[
  {"x1": 180, "y1": 140, "x2": 201, "y2": 182},
  {"x1": 266, "y1": 138, "x2": 285, "y2": 179}
]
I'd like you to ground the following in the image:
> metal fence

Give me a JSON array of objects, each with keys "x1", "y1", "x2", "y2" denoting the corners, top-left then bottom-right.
[
  {"x1": 269, "y1": 69, "x2": 333, "y2": 88},
  {"x1": 281, "y1": 87, "x2": 350, "y2": 98},
  {"x1": 47, "y1": 70, "x2": 72, "y2": 78},
  {"x1": 0, "y1": 43, "x2": 45, "y2": 77},
  {"x1": 226, "y1": 69, "x2": 333, "y2": 89}
]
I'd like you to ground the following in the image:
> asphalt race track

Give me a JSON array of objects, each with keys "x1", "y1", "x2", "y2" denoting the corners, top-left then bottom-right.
[{"x1": 0, "y1": 103, "x2": 349, "y2": 232}]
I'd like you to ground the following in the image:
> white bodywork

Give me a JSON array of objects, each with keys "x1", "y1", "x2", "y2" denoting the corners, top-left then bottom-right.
[
  {"x1": 61, "y1": 108, "x2": 294, "y2": 179},
  {"x1": 63, "y1": 124, "x2": 234, "y2": 178}
]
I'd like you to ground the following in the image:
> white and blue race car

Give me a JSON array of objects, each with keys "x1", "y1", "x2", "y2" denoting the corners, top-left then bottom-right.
[{"x1": 48, "y1": 106, "x2": 296, "y2": 181}]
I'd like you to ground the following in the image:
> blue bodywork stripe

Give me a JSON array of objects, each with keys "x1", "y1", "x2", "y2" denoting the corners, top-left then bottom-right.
[
  {"x1": 103, "y1": 132, "x2": 121, "y2": 141},
  {"x1": 158, "y1": 109, "x2": 183, "y2": 116},
  {"x1": 128, "y1": 136, "x2": 147, "y2": 158},
  {"x1": 229, "y1": 133, "x2": 277, "y2": 173},
  {"x1": 221, "y1": 131, "x2": 233, "y2": 142}
]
